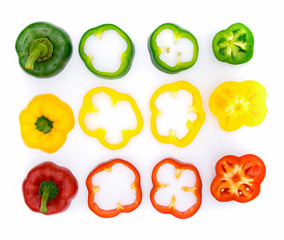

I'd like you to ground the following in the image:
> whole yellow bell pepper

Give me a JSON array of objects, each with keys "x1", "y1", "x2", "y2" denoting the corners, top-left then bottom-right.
[
  {"x1": 78, "y1": 87, "x2": 143, "y2": 150},
  {"x1": 150, "y1": 81, "x2": 205, "y2": 147},
  {"x1": 209, "y1": 80, "x2": 267, "y2": 131},
  {"x1": 19, "y1": 94, "x2": 75, "y2": 153}
]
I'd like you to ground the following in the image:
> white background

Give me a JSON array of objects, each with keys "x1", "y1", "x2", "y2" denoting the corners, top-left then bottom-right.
[{"x1": 1, "y1": 0, "x2": 283, "y2": 239}]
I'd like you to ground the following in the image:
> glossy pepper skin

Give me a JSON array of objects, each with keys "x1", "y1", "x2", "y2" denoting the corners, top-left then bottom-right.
[
  {"x1": 209, "y1": 80, "x2": 267, "y2": 131},
  {"x1": 86, "y1": 159, "x2": 142, "y2": 218},
  {"x1": 19, "y1": 94, "x2": 75, "y2": 153},
  {"x1": 211, "y1": 154, "x2": 266, "y2": 203},
  {"x1": 150, "y1": 158, "x2": 202, "y2": 219},
  {"x1": 16, "y1": 22, "x2": 72, "y2": 77},
  {"x1": 212, "y1": 23, "x2": 254, "y2": 64},
  {"x1": 79, "y1": 87, "x2": 143, "y2": 150},
  {"x1": 79, "y1": 24, "x2": 134, "y2": 79},
  {"x1": 148, "y1": 23, "x2": 198, "y2": 73},
  {"x1": 22, "y1": 161, "x2": 78, "y2": 215},
  {"x1": 150, "y1": 81, "x2": 205, "y2": 147}
]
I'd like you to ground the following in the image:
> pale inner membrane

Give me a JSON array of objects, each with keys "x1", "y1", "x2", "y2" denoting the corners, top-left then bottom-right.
[
  {"x1": 91, "y1": 163, "x2": 136, "y2": 210},
  {"x1": 155, "y1": 163, "x2": 197, "y2": 212},
  {"x1": 84, "y1": 92, "x2": 137, "y2": 145},
  {"x1": 84, "y1": 30, "x2": 127, "y2": 73},
  {"x1": 155, "y1": 90, "x2": 197, "y2": 139},
  {"x1": 156, "y1": 29, "x2": 194, "y2": 67}
]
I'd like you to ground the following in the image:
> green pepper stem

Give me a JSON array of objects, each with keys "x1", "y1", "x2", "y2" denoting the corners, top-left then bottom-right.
[
  {"x1": 25, "y1": 43, "x2": 48, "y2": 70},
  {"x1": 35, "y1": 115, "x2": 53, "y2": 134}
]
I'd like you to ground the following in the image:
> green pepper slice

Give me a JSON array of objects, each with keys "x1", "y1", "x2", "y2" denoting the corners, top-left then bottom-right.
[
  {"x1": 15, "y1": 22, "x2": 72, "y2": 78},
  {"x1": 148, "y1": 23, "x2": 199, "y2": 73},
  {"x1": 212, "y1": 23, "x2": 254, "y2": 65},
  {"x1": 79, "y1": 24, "x2": 134, "y2": 79}
]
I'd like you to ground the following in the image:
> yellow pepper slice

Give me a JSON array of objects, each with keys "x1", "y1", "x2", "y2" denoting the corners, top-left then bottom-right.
[
  {"x1": 150, "y1": 81, "x2": 205, "y2": 147},
  {"x1": 209, "y1": 80, "x2": 267, "y2": 131},
  {"x1": 78, "y1": 87, "x2": 143, "y2": 150},
  {"x1": 19, "y1": 94, "x2": 75, "y2": 153}
]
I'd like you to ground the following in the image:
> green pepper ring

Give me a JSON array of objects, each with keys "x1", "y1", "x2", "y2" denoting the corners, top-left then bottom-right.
[
  {"x1": 148, "y1": 23, "x2": 199, "y2": 74},
  {"x1": 15, "y1": 22, "x2": 72, "y2": 78},
  {"x1": 79, "y1": 24, "x2": 134, "y2": 79},
  {"x1": 212, "y1": 23, "x2": 254, "y2": 65}
]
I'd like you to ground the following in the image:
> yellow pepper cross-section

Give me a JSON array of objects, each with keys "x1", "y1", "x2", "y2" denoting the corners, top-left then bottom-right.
[
  {"x1": 209, "y1": 80, "x2": 267, "y2": 132},
  {"x1": 78, "y1": 87, "x2": 143, "y2": 150},
  {"x1": 19, "y1": 94, "x2": 75, "y2": 153},
  {"x1": 150, "y1": 81, "x2": 205, "y2": 147}
]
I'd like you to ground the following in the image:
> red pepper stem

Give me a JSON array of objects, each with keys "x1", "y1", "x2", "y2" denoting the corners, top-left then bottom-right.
[{"x1": 39, "y1": 181, "x2": 59, "y2": 214}]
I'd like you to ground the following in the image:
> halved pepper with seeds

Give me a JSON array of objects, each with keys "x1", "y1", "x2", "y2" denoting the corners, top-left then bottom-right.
[
  {"x1": 212, "y1": 23, "x2": 254, "y2": 64},
  {"x1": 210, "y1": 154, "x2": 266, "y2": 203},
  {"x1": 148, "y1": 23, "x2": 199, "y2": 73},
  {"x1": 19, "y1": 94, "x2": 75, "y2": 153}
]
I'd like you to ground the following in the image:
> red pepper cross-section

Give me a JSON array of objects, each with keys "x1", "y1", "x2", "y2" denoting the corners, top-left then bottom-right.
[
  {"x1": 210, "y1": 154, "x2": 266, "y2": 203},
  {"x1": 150, "y1": 158, "x2": 202, "y2": 219},
  {"x1": 86, "y1": 159, "x2": 142, "y2": 218}
]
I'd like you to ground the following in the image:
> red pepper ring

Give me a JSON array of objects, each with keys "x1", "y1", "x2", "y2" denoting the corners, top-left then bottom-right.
[
  {"x1": 22, "y1": 161, "x2": 78, "y2": 215},
  {"x1": 86, "y1": 159, "x2": 142, "y2": 218},
  {"x1": 150, "y1": 158, "x2": 202, "y2": 219},
  {"x1": 210, "y1": 154, "x2": 266, "y2": 203}
]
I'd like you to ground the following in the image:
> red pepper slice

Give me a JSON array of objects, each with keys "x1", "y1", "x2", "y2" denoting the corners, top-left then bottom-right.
[
  {"x1": 210, "y1": 154, "x2": 266, "y2": 203},
  {"x1": 22, "y1": 161, "x2": 78, "y2": 215},
  {"x1": 86, "y1": 159, "x2": 142, "y2": 218},
  {"x1": 150, "y1": 158, "x2": 202, "y2": 219}
]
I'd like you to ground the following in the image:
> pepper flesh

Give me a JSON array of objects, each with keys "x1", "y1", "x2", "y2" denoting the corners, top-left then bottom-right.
[
  {"x1": 79, "y1": 24, "x2": 134, "y2": 79},
  {"x1": 19, "y1": 94, "x2": 75, "y2": 153},
  {"x1": 86, "y1": 159, "x2": 142, "y2": 218},
  {"x1": 209, "y1": 80, "x2": 267, "y2": 131},
  {"x1": 150, "y1": 81, "x2": 205, "y2": 147},
  {"x1": 150, "y1": 158, "x2": 202, "y2": 219},
  {"x1": 22, "y1": 161, "x2": 78, "y2": 215},
  {"x1": 148, "y1": 23, "x2": 198, "y2": 73},
  {"x1": 210, "y1": 154, "x2": 266, "y2": 203},
  {"x1": 15, "y1": 22, "x2": 72, "y2": 77},
  {"x1": 212, "y1": 23, "x2": 254, "y2": 64},
  {"x1": 78, "y1": 87, "x2": 143, "y2": 150}
]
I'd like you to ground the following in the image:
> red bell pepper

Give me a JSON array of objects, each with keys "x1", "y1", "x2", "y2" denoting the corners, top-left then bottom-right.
[
  {"x1": 22, "y1": 161, "x2": 78, "y2": 215},
  {"x1": 86, "y1": 159, "x2": 142, "y2": 218},
  {"x1": 150, "y1": 158, "x2": 202, "y2": 219},
  {"x1": 210, "y1": 154, "x2": 266, "y2": 203}
]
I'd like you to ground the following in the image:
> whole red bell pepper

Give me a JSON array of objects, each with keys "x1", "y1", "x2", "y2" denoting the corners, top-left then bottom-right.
[
  {"x1": 150, "y1": 158, "x2": 202, "y2": 219},
  {"x1": 22, "y1": 161, "x2": 78, "y2": 215},
  {"x1": 210, "y1": 154, "x2": 266, "y2": 203},
  {"x1": 86, "y1": 159, "x2": 142, "y2": 218}
]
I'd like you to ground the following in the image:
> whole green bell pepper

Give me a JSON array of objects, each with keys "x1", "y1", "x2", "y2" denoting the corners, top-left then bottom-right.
[
  {"x1": 148, "y1": 23, "x2": 199, "y2": 73},
  {"x1": 79, "y1": 24, "x2": 134, "y2": 79},
  {"x1": 212, "y1": 23, "x2": 254, "y2": 65},
  {"x1": 15, "y1": 22, "x2": 72, "y2": 78}
]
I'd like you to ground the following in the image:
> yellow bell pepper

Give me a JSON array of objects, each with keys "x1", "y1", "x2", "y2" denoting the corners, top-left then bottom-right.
[
  {"x1": 19, "y1": 94, "x2": 75, "y2": 153},
  {"x1": 78, "y1": 87, "x2": 143, "y2": 150},
  {"x1": 150, "y1": 81, "x2": 205, "y2": 147},
  {"x1": 209, "y1": 80, "x2": 267, "y2": 132}
]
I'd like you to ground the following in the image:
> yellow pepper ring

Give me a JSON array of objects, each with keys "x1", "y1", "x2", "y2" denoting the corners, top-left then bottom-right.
[
  {"x1": 209, "y1": 80, "x2": 267, "y2": 132},
  {"x1": 150, "y1": 80, "x2": 205, "y2": 147},
  {"x1": 78, "y1": 87, "x2": 143, "y2": 150},
  {"x1": 19, "y1": 94, "x2": 75, "y2": 153}
]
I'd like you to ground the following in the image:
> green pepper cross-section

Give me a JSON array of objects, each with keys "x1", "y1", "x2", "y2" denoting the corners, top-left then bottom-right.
[
  {"x1": 79, "y1": 24, "x2": 134, "y2": 79},
  {"x1": 15, "y1": 22, "x2": 72, "y2": 78},
  {"x1": 212, "y1": 23, "x2": 254, "y2": 65},
  {"x1": 148, "y1": 23, "x2": 199, "y2": 73}
]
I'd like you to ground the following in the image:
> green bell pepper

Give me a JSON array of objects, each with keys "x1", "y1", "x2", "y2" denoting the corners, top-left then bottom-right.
[
  {"x1": 212, "y1": 23, "x2": 254, "y2": 65},
  {"x1": 15, "y1": 22, "x2": 72, "y2": 78},
  {"x1": 148, "y1": 23, "x2": 199, "y2": 73},
  {"x1": 79, "y1": 24, "x2": 134, "y2": 79}
]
